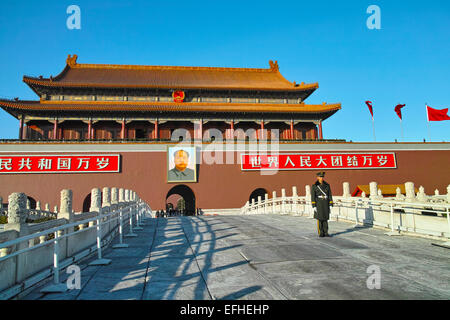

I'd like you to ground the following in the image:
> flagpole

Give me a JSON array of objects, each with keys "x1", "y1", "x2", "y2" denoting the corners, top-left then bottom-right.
[
  {"x1": 371, "y1": 116, "x2": 376, "y2": 142},
  {"x1": 426, "y1": 103, "x2": 430, "y2": 142},
  {"x1": 400, "y1": 118, "x2": 404, "y2": 141}
]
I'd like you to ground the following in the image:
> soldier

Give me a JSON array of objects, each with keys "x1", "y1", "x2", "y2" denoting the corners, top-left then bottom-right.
[{"x1": 311, "y1": 171, "x2": 333, "y2": 237}]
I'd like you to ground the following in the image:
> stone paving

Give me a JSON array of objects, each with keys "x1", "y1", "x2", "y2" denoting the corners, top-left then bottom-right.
[{"x1": 23, "y1": 214, "x2": 450, "y2": 300}]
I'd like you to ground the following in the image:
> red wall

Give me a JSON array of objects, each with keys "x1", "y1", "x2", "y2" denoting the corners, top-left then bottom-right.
[{"x1": 0, "y1": 143, "x2": 449, "y2": 212}]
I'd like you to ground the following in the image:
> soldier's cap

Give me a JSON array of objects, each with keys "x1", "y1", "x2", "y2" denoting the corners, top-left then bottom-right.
[{"x1": 316, "y1": 171, "x2": 325, "y2": 177}]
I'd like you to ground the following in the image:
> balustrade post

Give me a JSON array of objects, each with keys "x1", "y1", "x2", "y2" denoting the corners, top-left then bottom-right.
[
  {"x1": 125, "y1": 190, "x2": 137, "y2": 237},
  {"x1": 134, "y1": 196, "x2": 143, "y2": 231},
  {"x1": 385, "y1": 203, "x2": 401, "y2": 236},
  {"x1": 40, "y1": 230, "x2": 69, "y2": 293},
  {"x1": 113, "y1": 188, "x2": 129, "y2": 248},
  {"x1": 5, "y1": 193, "x2": 29, "y2": 285},
  {"x1": 272, "y1": 191, "x2": 276, "y2": 214},
  {"x1": 89, "y1": 188, "x2": 101, "y2": 227},
  {"x1": 292, "y1": 186, "x2": 298, "y2": 215},
  {"x1": 281, "y1": 188, "x2": 286, "y2": 214},
  {"x1": 264, "y1": 193, "x2": 269, "y2": 214}
]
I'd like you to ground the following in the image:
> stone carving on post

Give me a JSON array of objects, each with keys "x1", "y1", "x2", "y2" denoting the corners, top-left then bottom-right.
[
  {"x1": 26, "y1": 199, "x2": 30, "y2": 210},
  {"x1": 377, "y1": 189, "x2": 383, "y2": 199},
  {"x1": 416, "y1": 186, "x2": 428, "y2": 202},
  {"x1": 125, "y1": 189, "x2": 130, "y2": 203},
  {"x1": 305, "y1": 185, "x2": 311, "y2": 200},
  {"x1": 369, "y1": 182, "x2": 378, "y2": 200},
  {"x1": 54, "y1": 205, "x2": 58, "y2": 213},
  {"x1": 343, "y1": 182, "x2": 351, "y2": 198},
  {"x1": 447, "y1": 185, "x2": 450, "y2": 203},
  {"x1": 59, "y1": 189, "x2": 74, "y2": 222},
  {"x1": 36, "y1": 201, "x2": 41, "y2": 211},
  {"x1": 405, "y1": 182, "x2": 415, "y2": 202},
  {"x1": 119, "y1": 188, "x2": 125, "y2": 207},
  {"x1": 6, "y1": 192, "x2": 27, "y2": 230},
  {"x1": 111, "y1": 187, "x2": 118, "y2": 210},
  {"x1": 102, "y1": 187, "x2": 111, "y2": 208},
  {"x1": 90, "y1": 188, "x2": 101, "y2": 213},
  {"x1": 45, "y1": 203, "x2": 50, "y2": 211},
  {"x1": 395, "y1": 187, "x2": 405, "y2": 200}
]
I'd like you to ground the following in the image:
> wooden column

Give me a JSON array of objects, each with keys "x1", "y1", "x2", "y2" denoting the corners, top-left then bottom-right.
[
  {"x1": 53, "y1": 119, "x2": 58, "y2": 140},
  {"x1": 318, "y1": 120, "x2": 323, "y2": 140},
  {"x1": 198, "y1": 120, "x2": 203, "y2": 141},
  {"x1": 87, "y1": 119, "x2": 92, "y2": 140},
  {"x1": 121, "y1": 120, "x2": 126, "y2": 139},
  {"x1": 260, "y1": 121, "x2": 264, "y2": 140},
  {"x1": 230, "y1": 120, "x2": 234, "y2": 139},
  {"x1": 290, "y1": 120, "x2": 294, "y2": 140},
  {"x1": 18, "y1": 115, "x2": 24, "y2": 140},
  {"x1": 154, "y1": 120, "x2": 158, "y2": 139}
]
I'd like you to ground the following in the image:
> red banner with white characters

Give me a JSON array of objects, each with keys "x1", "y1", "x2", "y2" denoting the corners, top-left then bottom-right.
[
  {"x1": 241, "y1": 153, "x2": 397, "y2": 171},
  {"x1": 0, "y1": 154, "x2": 121, "y2": 174}
]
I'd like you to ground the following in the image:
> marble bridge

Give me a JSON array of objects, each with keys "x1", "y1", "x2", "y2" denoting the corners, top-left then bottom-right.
[{"x1": 18, "y1": 215, "x2": 450, "y2": 300}]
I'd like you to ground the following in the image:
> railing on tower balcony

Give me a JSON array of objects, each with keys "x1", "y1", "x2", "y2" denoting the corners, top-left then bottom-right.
[{"x1": 0, "y1": 138, "x2": 347, "y2": 143}]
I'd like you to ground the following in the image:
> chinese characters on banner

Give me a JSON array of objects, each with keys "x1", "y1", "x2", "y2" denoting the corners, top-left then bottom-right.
[
  {"x1": 0, "y1": 154, "x2": 120, "y2": 174},
  {"x1": 241, "y1": 153, "x2": 396, "y2": 171}
]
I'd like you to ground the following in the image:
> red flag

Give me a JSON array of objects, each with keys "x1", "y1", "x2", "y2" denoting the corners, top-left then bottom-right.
[
  {"x1": 365, "y1": 101, "x2": 374, "y2": 119},
  {"x1": 426, "y1": 105, "x2": 450, "y2": 121},
  {"x1": 394, "y1": 104, "x2": 405, "y2": 120}
]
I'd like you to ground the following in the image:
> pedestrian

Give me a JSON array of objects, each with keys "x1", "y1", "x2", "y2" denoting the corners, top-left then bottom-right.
[{"x1": 311, "y1": 171, "x2": 333, "y2": 237}]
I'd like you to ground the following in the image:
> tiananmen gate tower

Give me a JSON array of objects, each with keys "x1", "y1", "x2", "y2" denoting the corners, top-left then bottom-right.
[{"x1": 0, "y1": 55, "x2": 449, "y2": 214}]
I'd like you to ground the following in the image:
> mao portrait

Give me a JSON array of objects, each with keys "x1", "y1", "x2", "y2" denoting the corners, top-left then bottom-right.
[{"x1": 167, "y1": 146, "x2": 197, "y2": 183}]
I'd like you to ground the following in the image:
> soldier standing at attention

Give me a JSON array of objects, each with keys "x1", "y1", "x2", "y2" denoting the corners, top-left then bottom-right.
[{"x1": 311, "y1": 171, "x2": 333, "y2": 237}]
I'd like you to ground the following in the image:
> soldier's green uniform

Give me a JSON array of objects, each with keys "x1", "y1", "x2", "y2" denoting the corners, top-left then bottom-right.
[{"x1": 311, "y1": 172, "x2": 333, "y2": 237}]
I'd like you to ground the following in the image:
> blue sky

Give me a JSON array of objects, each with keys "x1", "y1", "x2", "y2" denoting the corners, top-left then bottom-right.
[{"x1": 0, "y1": 0, "x2": 449, "y2": 141}]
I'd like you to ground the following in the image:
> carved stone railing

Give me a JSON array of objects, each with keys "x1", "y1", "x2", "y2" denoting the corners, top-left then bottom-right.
[
  {"x1": 241, "y1": 181, "x2": 450, "y2": 242},
  {"x1": 0, "y1": 187, "x2": 152, "y2": 300}
]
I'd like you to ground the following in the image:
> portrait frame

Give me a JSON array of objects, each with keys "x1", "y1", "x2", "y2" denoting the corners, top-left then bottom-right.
[{"x1": 167, "y1": 145, "x2": 197, "y2": 183}]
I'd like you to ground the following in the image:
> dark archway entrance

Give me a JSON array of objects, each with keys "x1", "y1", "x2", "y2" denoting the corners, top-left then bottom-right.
[
  {"x1": 82, "y1": 193, "x2": 91, "y2": 213},
  {"x1": 166, "y1": 185, "x2": 195, "y2": 215},
  {"x1": 249, "y1": 188, "x2": 268, "y2": 203}
]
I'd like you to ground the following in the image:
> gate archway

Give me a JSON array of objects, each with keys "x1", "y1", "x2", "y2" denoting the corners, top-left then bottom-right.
[
  {"x1": 166, "y1": 185, "x2": 196, "y2": 215},
  {"x1": 249, "y1": 188, "x2": 268, "y2": 203}
]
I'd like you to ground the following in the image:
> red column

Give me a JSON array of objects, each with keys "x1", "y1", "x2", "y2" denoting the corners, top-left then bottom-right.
[
  {"x1": 154, "y1": 120, "x2": 158, "y2": 139},
  {"x1": 290, "y1": 120, "x2": 294, "y2": 140},
  {"x1": 87, "y1": 119, "x2": 92, "y2": 140},
  {"x1": 19, "y1": 115, "x2": 24, "y2": 140},
  {"x1": 260, "y1": 121, "x2": 264, "y2": 140},
  {"x1": 121, "y1": 120, "x2": 126, "y2": 139},
  {"x1": 318, "y1": 121, "x2": 323, "y2": 140},
  {"x1": 53, "y1": 119, "x2": 58, "y2": 140},
  {"x1": 230, "y1": 120, "x2": 234, "y2": 139}
]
